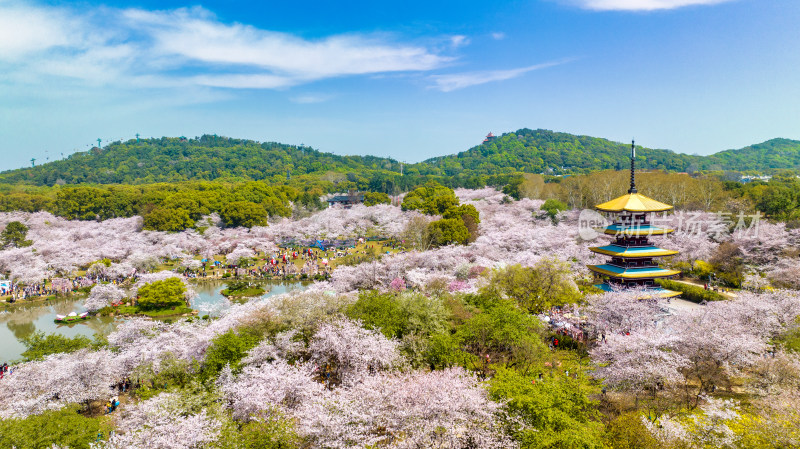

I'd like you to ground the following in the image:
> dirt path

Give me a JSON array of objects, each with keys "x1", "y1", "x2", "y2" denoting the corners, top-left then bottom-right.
[{"x1": 674, "y1": 278, "x2": 737, "y2": 298}]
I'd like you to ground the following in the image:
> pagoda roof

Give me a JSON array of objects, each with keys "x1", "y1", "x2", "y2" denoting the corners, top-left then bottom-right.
[
  {"x1": 595, "y1": 193, "x2": 673, "y2": 213},
  {"x1": 590, "y1": 244, "x2": 679, "y2": 258},
  {"x1": 588, "y1": 264, "x2": 680, "y2": 279},
  {"x1": 594, "y1": 283, "x2": 681, "y2": 298},
  {"x1": 600, "y1": 224, "x2": 674, "y2": 236}
]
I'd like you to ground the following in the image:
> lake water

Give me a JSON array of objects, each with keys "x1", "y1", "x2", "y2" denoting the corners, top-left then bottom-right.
[{"x1": 0, "y1": 280, "x2": 307, "y2": 363}]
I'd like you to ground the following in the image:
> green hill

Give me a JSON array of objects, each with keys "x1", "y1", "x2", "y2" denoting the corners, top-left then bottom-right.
[
  {"x1": 0, "y1": 135, "x2": 401, "y2": 186},
  {"x1": 697, "y1": 138, "x2": 800, "y2": 171},
  {"x1": 420, "y1": 128, "x2": 696, "y2": 175},
  {"x1": 2, "y1": 130, "x2": 799, "y2": 188}
]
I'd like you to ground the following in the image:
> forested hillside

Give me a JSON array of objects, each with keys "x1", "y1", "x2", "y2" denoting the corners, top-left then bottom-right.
[
  {"x1": 698, "y1": 138, "x2": 800, "y2": 171},
  {"x1": 2, "y1": 130, "x2": 799, "y2": 188},
  {"x1": 0, "y1": 135, "x2": 401, "y2": 185},
  {"x1": 422, "y1": 128, "x2": 696, "y2": 174}
]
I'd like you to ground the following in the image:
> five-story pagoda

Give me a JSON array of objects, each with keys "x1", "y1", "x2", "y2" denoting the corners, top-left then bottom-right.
[{"x1": 587, "y1": 141, "x2": 681, "y2": 298}]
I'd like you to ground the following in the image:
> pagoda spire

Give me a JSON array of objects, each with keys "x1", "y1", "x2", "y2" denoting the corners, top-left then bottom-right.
[{"x1": 628, "y1": 139, "x2": 637, "y2": 194}]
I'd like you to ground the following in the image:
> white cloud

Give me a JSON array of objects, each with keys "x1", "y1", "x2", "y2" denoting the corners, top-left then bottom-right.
[
  {"x1": 491, "y1": 32, "x2": 506, "y2": 40},
  {"x1": 290, "y1": 94, "x2": 334, "y2": 104},
  {"x1": 568, "y1": 0, "x2": 736, "y2": 11},
  {"x1": 450, "y1": 35, "x2": 470, "y2": 47},
  {"x1": 430, "y1": 60, "x2": 569, "y2": 92},
  {"x1": 124, "y1": 8, "x2": 447, "y2": 79},
  {"x1": 0, "y1": 2, "x2": 449, "y2": 90},
  {"x1": 0, "y1": 2, "x2": 80, "y2": 58}
]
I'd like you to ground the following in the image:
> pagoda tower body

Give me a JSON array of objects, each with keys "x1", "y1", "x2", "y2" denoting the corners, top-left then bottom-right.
[{"x1": 587, "y1": 141, "x2": 681, "y2": 298}]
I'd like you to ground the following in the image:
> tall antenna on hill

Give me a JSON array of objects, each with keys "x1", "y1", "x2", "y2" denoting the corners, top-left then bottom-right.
[
  {"x1": 97, "y1": 138, "x2": 102, "y2": 149},
  {"x1": 31, "y1": 158, "x2": 36, "y2": 167},
  {"x1": 136, "y1": 133, "x2": 140, "y2": 143}
]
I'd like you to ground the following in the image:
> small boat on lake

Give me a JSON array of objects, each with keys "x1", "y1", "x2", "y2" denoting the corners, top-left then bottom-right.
[{"x1": 54, "y1": 311, "x2": 89, "y2": 323}]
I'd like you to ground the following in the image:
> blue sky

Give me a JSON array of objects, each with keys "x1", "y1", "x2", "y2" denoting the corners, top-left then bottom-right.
[{"x1": 1, "y1": 0, "x2": 798, "y2": 169}]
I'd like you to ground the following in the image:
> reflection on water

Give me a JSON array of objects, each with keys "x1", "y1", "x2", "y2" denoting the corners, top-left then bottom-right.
[
  {"x1": 191, "y1": 280, "x2": 308, "y2": 317},
  {"x1": 0, "y1": 280, "x2": 307, "y2": 363}
]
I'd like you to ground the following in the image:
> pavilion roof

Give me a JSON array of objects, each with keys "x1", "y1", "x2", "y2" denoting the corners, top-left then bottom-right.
[{"x1": 595, "y1": 193, "x2": 673, "y2": 213}]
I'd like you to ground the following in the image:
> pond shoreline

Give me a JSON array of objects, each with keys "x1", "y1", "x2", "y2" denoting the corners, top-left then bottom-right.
[{"x1": 0, "y1": 279, "x2": 309, "y2": 362}]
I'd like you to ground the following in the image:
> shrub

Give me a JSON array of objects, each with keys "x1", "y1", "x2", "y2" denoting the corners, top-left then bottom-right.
[
  {"x1": 540, "y1": 199, "x2": 568, "y2": 221},
  {"x1": 0, "y1": 406, "x2": 105, "y2": 449},
  {"x1": 20, "y1": 332, "x2": 94, "y2": 361},
  {"x1": 656, "y1": 279, "x2": 725, "y2": 302},
  {"x1": 483, "y1": 259, "x2": 581, "y2": 314},
  {"x1": 363, "y1": 191, "x2": 391, "y2": 206}
]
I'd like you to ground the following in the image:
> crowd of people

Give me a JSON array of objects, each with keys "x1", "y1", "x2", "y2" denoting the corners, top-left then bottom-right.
[
  {"x1": 179, "y1": 243, "x2": 402, "y2": 282},
  {"x1": 3, "y1": 239, "x2": 403, "y2": 304},
  {"x1": 0, "y1": 362, "x2": 10, "y2": 379}
]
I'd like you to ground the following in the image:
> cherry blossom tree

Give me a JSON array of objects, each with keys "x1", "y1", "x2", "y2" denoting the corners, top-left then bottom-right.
[
  {"x1": 225, "y1": 245, "x2": 255, "y2": 265},
  {"x1": 0, "y1": 349, "x2": 121, "y2": 419},
  {"x1": 218, "y1": 361, "x2": 324, "y2": 421},
  {"x1": 295, "y1": 368, "x2": 514, "y2": 449},
  {"x1": 309, "y1": 318, "x2": 401, "y2": 385},
  {"x1": 84, "y1": 283, "x2": 127, "y2": 312},
  {"x1": 96, "y1": 392, "x2": 222, "y2": 449}
]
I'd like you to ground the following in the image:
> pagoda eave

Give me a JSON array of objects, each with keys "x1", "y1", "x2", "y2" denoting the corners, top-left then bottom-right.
[
  {"x1": 595, "y1": 193, "x2": 674, "y2": 213},
  {"x1": 588, "y1": 264, "x2": 681, "y2": 279},
  {"x1": 589, "y1": 245, "x2": 679, "y2": 258},
  {"x1": 594, "y1": 283, "x2": 682, "y2": 299},
  {"x1": 600, "y1": 225, "x2": 674, "y2": 236}
]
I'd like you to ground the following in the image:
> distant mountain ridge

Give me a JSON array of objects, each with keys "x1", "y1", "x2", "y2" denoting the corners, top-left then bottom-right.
[{"x1": 2, "y1": 130, "x2": 798, "y2": 186}]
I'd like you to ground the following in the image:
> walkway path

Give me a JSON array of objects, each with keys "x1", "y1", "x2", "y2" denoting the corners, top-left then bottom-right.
[{"x1": 673, "y1": 279, "x2": 738, "y2": 299}]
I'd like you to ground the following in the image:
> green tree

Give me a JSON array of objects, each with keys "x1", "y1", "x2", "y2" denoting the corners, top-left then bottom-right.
[
  {"x1": 362, "y1": 191, "x2": 391, "y2": 206},
  {"x1": 756, "y1": 185, "x2": 797, "y2": 218},
  {"x1": 540, "y1": 199, "x2": 568, "y2": 221},
  {"x1": 0, "y1": 221, "x2": 32, "y2": 248},
  {"x1": 20, "y1": 331, "x2": 93, "y2": 361},
  {"x1": 136, "y1": 278, "x2": 187, "y2": 310},
  {"x1": 401, "y1": 181, "x2": 459, "y2": 215},
  {"x1": 458, "y1": 300, "x2": 547, "y2": 372},
  {"x1": 213, "y1": 413, "x2": 301, "y2": 449},
  {"x1": 428, "y1": 218, "x2": 470, "y2": 246},
  {"x1": 442, "y1": 204, "x2": 480, "y2": 224},
  {"x1": 0, "y1": 406, "x2": 105, "y2": 449},
  {"x1": 346, "y1": 291, "x2": 450, "y2": 340},
  {"x1": 442, "y1": 204, "x2": 481, "y2": 242},
  {"x1": 143, "y1": 207, "x2": 195, "y2": 232},
  {"x1": 202, "y1": 329, "x2": 262, "y2": 380},
  {"x1": 503, "y1": 176, "x2": 524, "y2": 200},
  {"x1": 709, "y1": 241, "x2": 745, "y2": 287},
  {"x1": 483, "y1": 260, "x2": 581, "y2": 314},
  {"x1": 489, "y1": 368, "x2": 604, "y2": 449},
  {"x1": 220, "y1": 201, "x2": 269, "y2": 228}
]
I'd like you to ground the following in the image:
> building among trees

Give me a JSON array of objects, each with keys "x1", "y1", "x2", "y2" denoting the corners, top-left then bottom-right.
[
  {"x1": 326, "y1": 190, "x2": 364, "y2": 208},
  {"x1": 587, "y1": 141, "x2": 681, "y2": 297}
]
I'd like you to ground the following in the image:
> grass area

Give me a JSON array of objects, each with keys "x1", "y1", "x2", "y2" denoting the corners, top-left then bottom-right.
[
  {"x1": 101, "y1": 304, "x2": 194, "y2": 318},
  {"x1": 656, "y1": 279, "x2": 726, "y2": 303},
  {"x1": 221, "y1": 285, "x2": 265, "y2": 298}
]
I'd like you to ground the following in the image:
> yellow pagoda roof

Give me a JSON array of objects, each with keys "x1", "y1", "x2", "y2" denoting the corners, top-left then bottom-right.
[
  {"x1": 595, "y1": 193, "x2": 673, "y2": 213},
  {"x1": 588, "y1": 264, "x2": 681, "y2": 279}
]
